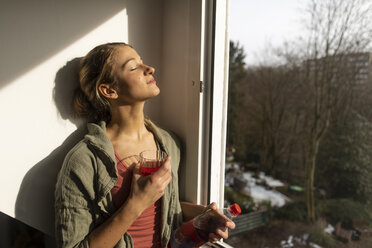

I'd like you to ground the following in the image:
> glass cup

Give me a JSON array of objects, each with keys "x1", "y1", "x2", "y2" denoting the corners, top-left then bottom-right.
[{"x1": 139, "y1": 150, "x2": 167, "y2": 176}]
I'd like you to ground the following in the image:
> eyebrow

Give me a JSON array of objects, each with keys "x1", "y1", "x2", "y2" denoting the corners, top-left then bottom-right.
[{"x1": 121, "y1": 57, "x2": 143, "y2": 69}]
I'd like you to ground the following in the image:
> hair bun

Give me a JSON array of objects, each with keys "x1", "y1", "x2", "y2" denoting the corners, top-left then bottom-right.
[{"x1": 72, "y1": 87, "x2": 96, "y2": 121}]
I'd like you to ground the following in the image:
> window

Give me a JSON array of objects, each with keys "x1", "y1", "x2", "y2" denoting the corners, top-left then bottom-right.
[{"x1": 224, "y1": 0, "x2": 372, "y2": 247}]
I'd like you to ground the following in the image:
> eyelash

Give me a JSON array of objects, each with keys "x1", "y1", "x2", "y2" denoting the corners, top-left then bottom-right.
[{"x1": 129, "y1": 61, "x2": 144, "y2": 71}]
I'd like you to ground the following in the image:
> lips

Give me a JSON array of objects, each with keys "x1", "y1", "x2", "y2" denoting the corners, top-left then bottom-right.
[{"x1": 147, "y1": 78, "x2": 156, "y2": 84}]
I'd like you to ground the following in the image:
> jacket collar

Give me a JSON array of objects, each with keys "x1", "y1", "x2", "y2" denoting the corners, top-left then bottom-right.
[
  {"x1": 144, "y1": 119, "x2": 170, "y2": 155},
  {"x1": 85, "y1": 121, "x2": 116, "y2": 165}
]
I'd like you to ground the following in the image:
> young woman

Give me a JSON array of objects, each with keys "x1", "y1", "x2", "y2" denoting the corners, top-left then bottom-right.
[{"x1": 54, "y1": 42, "x2": 234, "y2": 248}]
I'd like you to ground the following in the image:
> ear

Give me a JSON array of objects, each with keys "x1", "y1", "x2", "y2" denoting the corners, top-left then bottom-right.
[{"x1": 98, "y1": 84, "x2": 118, "y2": 99}]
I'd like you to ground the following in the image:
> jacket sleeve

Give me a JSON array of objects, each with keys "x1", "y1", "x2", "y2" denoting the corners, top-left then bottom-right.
[
  {"x1": 55, "y1": 207, "x2": 92, "y2": 248},
  {"x1": 55, "y1": 145, "x2": 97, "y2": 248}
]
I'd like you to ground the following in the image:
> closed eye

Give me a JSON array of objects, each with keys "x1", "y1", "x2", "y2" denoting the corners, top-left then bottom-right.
[{"x1": 127, "y1": 58, "x2": 143, "y2": 71}]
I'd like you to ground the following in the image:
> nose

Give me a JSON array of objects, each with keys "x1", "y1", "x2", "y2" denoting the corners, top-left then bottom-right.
[{"x1": 144, "y1": 64, "x2": 155, "y2": 75}]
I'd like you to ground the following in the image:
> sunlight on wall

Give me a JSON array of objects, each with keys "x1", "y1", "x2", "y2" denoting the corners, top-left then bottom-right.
[{"x1": 0, "y1": 9, "x2": 128, "y2": 218}]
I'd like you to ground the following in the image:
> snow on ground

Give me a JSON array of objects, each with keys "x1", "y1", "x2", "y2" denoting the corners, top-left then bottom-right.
[
  {"x1": 279, "y1": 234, "x2": 323, "y2": 248},
  {"x1": 241, "y1": 171, "x2": 290, "y2": 207},
  {"x1": 243, "y1": 184, "x2": 289, "y2": 207},
  {"x1": 241, "y1": 171, "x2": 285, "y2": 188},
  {"x1": 259, "y1": 173, "x2": 285, "y2": 188},
  {"x1": 324, "y1": 224, "x2": 335, "y2": 234},
  {"x1": 225, "y1": 166, "x2": 328, "y2": 248},
  {"x1": 225, "y1": 164, "x2": 290, "y2": 207}
]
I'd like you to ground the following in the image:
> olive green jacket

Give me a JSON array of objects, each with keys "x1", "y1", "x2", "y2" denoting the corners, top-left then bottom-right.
[{"x1": 55, "y1": 120, "x2": 182, "y2": 248}]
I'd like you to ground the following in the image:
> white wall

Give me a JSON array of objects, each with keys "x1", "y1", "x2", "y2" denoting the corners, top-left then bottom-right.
[
  {"x1": 0, "y1": 0, "x2": 163, "y2": 236},
  {"x1": 160, "y1": 0, "x2": 206, "y2": 205}
]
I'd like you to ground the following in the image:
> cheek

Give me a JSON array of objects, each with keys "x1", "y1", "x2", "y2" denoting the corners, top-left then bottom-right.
[
  {"x1": 117, "y1": 75, "x2": 137, "y2": 90},
  {"x1": 118, "y1": 77, "x2": 144, "y2": 96},
  {"x1": 126, "y1": 74, "x2": 142, "y2": 85}
]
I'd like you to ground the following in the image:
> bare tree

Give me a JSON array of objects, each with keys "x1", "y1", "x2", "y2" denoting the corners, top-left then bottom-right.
[
  {"x1": 300, "y1": 0, "x2": 372, "y2": 221},
  {"x1": 242, "y1": 64, "x2": 301, "y2": 177}
]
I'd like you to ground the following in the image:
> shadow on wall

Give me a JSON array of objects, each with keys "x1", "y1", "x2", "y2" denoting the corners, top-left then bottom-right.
[
  {"x1": 15, "y1": 58, "x2": 87, "y2": 238},
  {"x1": 53, "y1": 58, "x2": 86, "y2": 127},
  {"x1": 0, "y1": 0, "x2": 126, "y2": 90}
]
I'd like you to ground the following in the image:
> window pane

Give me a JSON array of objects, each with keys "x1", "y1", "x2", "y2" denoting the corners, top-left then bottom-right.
[{"x1": 225, "y1": 0, "x2": 372, "y2": 247}]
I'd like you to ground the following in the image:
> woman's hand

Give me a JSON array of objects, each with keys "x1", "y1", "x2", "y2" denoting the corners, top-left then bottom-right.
[
  {"x1": 196, "y1": 202, "x2": 236, "y2": 243},
  {"x1": 128, "y1": 156, "x2": 172, "y2": 213}
]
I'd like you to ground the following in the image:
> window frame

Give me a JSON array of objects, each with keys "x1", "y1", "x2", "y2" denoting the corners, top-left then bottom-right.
[{"x1": 200, "y1": 0, "x2": 230, "y2": 208}]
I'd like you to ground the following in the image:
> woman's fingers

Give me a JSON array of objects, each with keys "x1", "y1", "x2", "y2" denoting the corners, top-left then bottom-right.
[
  {"x1": 153, "y1": 156, "x2": 172, "y2": 177},
  {"x1": 205, "y1": 202, "x2": 218, "y2": 212},
  {"x1": 129, "y1": 156, "x2": 172, "y2": 208},
  {"x1": 208, "y1": 226, "x2": 231, "y2": 242},
  {"x1": 151, "y1": 156, "x2": 172, "y2": 189},
  {"x1": 202, "y1": 201, "x2": 236, "y2": 241},
  {"x1": 225, "y1": 219, "x2": 236, "y2": 230},
  {"x1": 132, "y1": 163, "x2": 141, "y2": 175},
  {"x1": 215, "y1": 227, "x2": 229, "y2": 239},
  {"x1": 141, "y1": 156, "x2": 172, "y2": 195},
  {"x1": 131, "y1": 163, "x2": 142, "y2": 186},
  {"x1": 208, "y1": 232, "x2": 221, "y2": 243}
]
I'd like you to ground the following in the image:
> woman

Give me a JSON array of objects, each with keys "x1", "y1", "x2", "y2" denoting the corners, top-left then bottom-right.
[{"x1": 55, "y1": 42, "x2": 234, "y2": 248}]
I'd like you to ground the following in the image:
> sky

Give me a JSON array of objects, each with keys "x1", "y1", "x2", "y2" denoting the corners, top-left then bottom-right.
[{"x1": 229, "y1": 0, "x2": 308, "y2": 65}]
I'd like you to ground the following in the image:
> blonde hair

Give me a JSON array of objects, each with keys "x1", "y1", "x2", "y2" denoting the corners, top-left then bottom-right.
[{"x1": 73, "y1": 42, "x2": 130, "y2": 123}]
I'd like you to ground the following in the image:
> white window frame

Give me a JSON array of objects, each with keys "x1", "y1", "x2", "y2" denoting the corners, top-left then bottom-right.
[
  {"x1": 200, "y1": 0, "x2": 230, "y2": 208},
  {"x1": 159, "y1": 0, "x2": 229, "y2": 208}
]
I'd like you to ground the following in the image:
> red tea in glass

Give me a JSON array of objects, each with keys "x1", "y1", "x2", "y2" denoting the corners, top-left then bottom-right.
[{"x1": 139, "y1": 150, "x2": 167, "y2": 176}]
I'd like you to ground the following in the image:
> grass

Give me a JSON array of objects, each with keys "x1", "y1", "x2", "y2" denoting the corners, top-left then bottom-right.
[
  {"x1": 225, "y1": 219, "x2": 351, "y2": 248},
  {"x1": 317, "y1": 198, "x2": 372, "y2": 228},
  {"x1": 308, "y1": 219, "x2": 336, "y2": 247}
]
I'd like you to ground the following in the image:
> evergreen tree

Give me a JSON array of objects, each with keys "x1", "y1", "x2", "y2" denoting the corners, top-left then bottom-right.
[
  {"x1": 317, "y1": 111, "x2": 372, "y2": 203},
  {"x1": 226, "y1": 41, "x2": 248, "y2": 161}
]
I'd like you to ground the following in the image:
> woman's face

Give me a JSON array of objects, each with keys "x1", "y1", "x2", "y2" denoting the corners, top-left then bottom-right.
[{"x1": 110, "y1": 46, "x2": 159, "y2": 104}]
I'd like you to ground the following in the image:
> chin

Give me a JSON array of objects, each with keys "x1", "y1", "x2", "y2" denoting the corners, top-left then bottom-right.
[
  {"x1": 142, "y1": 89, "x2": 160, "y2": 101},
  {"x1": 151, "y1": 86, "x2": 160, "y2": 96},
  {"x1": 154, "y1": 88, "x2": 160, "y2": 95}
]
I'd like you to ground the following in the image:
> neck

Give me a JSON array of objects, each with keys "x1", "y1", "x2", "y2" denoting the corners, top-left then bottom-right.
[{"x1": 106, "y1": 102, "x2": 148, "y2": 142}]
